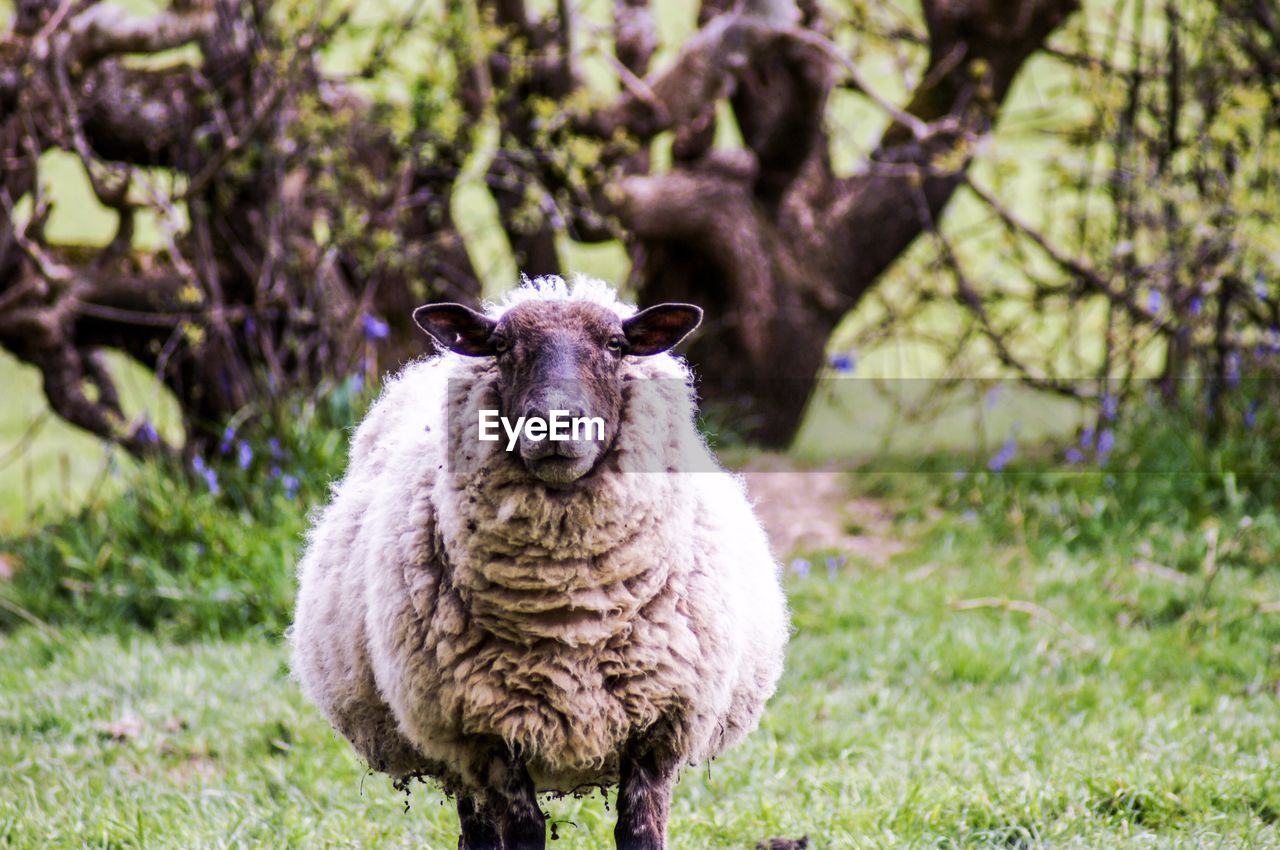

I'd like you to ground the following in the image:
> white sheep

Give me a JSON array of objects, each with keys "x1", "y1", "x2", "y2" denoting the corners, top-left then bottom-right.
[{"x1": 289, "y1": 275, "x2": 789, "y2": 849}]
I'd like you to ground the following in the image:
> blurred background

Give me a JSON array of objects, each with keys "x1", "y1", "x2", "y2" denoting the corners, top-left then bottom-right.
[{"x1": 2, "y1": 0, "x2": 1279, "y2": 847}]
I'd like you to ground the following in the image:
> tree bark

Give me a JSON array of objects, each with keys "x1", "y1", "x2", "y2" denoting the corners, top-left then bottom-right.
[
  {"x1": 0, "y1": 0, "x2": 482, "y2": 455},
  {"x1": 613, "y1": 0, "x2": 1079, "y2": 445}
]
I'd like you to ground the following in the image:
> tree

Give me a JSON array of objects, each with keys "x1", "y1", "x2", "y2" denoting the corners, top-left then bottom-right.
[
  {"x1": 1, "y1": 0, "x2": 480, "y2": 455},
  {"x1": 462, "y1": 0, "x2": 1080, "y2": 445},
  {"x1": 1, "y1": 0, "x2": 1083, "y2": 453}
]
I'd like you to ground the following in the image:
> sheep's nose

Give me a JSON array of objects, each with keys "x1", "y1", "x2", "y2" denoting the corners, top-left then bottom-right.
[
  {"x1": 522, "y1": 402, "x2": 587, "y2": 424},
  {"x1": 519, "y1": 393, "x2": 598, "y2": 462}
]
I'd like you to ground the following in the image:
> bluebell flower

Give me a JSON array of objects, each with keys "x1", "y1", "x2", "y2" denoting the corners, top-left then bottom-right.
[
  {"x1": 268, "y1": 438, "x2": 283, "y2": 459},
  {"x1": 351, "y1": 371, "x2": 364, "y2": 394},
  {"x1": 236, "y1": 440, "x2": 253, "y2": 470},
  {"x1": 244, "y1": 317, "x2": 256, "y2": 335},
  {"x1": 1256, "y1": 272, "x2": 1268, "y2": 301},
  {"x1": 136, "y1": 421, "x2": 159, "y2": 445},
  {"x1": 1065, "y1": 447, "x2": 1085, "y2": 465},
  {"x1": 270, "y1": 465, "x2": 282, "y2": 479},
  {"x1": 1147, "y1": 290, "x2": 1163, "y2": 313},
  {"x1": 1189, "y1": 296, "x2": 1203, "y2": 315},
  {"x1": 219, "y1": 424, "x2": 236, "y2": 455},
  {"x1": 825, "y1": 555, "x2": 845, "y2": 579},
  {"x1": 1244, "y1": 402, "x2": 1259, "y2": 429},
  {"x1": 362, "y1": 314, "x2": 390, "y2": 341},
  {"x1": 282, "y1": 474, "x2": 300, "y2": 500},
  {"x1": 828, "y1": 352, "x2": 856, "y2": 374},
  {"x1": 1226, "y1": 352, "x2": 1241, "y2": 387},
  {"x1": 984, "y1": 385, "x2": 1003, "y2": 409},
  {"x1": 191, "y1": 455, "x2": 219, "y2": 494},
  {"x1": 788, "y1": 558, "x2": 811, "y2": 579},
  {"x1": 1096, "y1": 428, "x2": 1115, "y2": 459},
  {"x1": 1101, "y1": 393, "x2": 1118, "y2": 421},
  {"x1": 988, "y1": 436, "x2": 1016, "y2": 472}
]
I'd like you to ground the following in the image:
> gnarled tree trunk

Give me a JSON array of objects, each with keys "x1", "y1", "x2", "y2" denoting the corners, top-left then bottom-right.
[{"x1": 480, "y1": 0, "x2": 1079, "y2": 445}]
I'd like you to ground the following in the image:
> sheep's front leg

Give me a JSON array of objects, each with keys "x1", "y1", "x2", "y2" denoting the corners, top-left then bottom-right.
[
  {"x1": 458, "y1": 746, "x2": 546, "y2": 850},
  {"x1": 495, "y1": 753, "x2": 545, "y2": 850},
  {"x1": 614, "y1": 742, "x2": 677, "y2": 850},
  {"x1": 457, "y1": 794, "x2": 502, "y2": 850}
]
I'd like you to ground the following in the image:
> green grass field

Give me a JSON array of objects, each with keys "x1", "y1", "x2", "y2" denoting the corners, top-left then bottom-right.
[{"x1": 2, "y1": 472, "x2": 1278, "y2": 849}]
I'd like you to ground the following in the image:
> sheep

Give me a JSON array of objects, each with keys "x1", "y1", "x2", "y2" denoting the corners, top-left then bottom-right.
[{"x1": 289, "y1": 275, "x2": 789, "y2": 850}]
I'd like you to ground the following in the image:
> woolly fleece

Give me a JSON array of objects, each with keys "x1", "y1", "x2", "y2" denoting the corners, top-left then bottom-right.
[{"x1": 289, "y1": 275, "x2": 789, "y2": 795}]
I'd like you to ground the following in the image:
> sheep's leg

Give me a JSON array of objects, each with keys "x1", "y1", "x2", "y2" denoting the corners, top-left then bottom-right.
[
  {"x1": 457, "y1": 794, "x2": 502, "y2": 850},
  {"x1": 496, "y1": 754, "x2": 545, "y2": 850},
  {"x1": 614, "y1": 742, "x2": 677, "y2": 850}
]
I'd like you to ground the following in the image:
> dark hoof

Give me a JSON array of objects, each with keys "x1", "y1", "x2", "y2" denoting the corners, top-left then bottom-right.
[{"x1": 755, "y1": 838, "x2": 809, "y2": 850}]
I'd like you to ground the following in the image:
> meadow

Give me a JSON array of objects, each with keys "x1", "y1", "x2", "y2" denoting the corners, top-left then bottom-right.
[{"x1": 3, "y1": 460, "x2": 1280, "y2": 848}]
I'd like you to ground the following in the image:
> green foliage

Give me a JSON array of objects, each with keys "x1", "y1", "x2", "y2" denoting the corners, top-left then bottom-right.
[
  {"x1": 0, "y1": 379, "x2": 368, "y2": 640},
  {"x1": 935, "y1": 384, "x2": 1280, "y2": 577}
]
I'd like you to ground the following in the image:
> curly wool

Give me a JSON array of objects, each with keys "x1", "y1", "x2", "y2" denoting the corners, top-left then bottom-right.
[{"x1": 289, "y1": 275, "x2": 789, "y2": 794}]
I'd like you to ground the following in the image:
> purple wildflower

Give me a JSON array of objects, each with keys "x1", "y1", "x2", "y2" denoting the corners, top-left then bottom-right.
[
  {"x1": 191, "y1": 455, "x2": 219, "y2": 494},
  {"x1": 236, "y1": 440, "x2": 253, "y2": 470},
  {"x1": 829, "y1": 352, "x2": 856, "y2": 374},
  {"x1": 362, "y1": 314, "x2": 390, "y2": 341},
  {"x1": 788, "y1": 558, "x2": 811, "y2": 579},
  {"x1": 1096, "y1": 428, "x2": 1115, "y2": 460},
  {"x1": 268, "y1": 438, "x2": 283, "y2": 459},
  {"x1": 282, "y1": 474, "x2": 300, "y2": 500},
  {"x1": 1227, "y1": 352, "x2": 1241, "y2": 387},
  {"x1": 1101, "y1": 393, "x2": 1118, "y2": 421},
  {"x1": 825, "y1": 555, "x2": 846, "y2": 579},
  {"x1": 1147, "y1": 290, "x2": 1163, "y2": 313},
  {"x1": 985, "y1": 385, "x2": 1003, "y2": 409},
  {"x1": 988, "y1": 436, "x2": 1017, "y2": 472},
  {"x1": 1065, "y1": 447, "x2": 1085, "y2": 465},
  {"x1": 1244, "y1": 402, "x2": 1259, "y2": 429},
  {"x1": 1190, "y1": 296, "x2": 1203, "y2": 316},
  {"x1": 135, "y1": 421, "x2": 159, "y2": 445},
  {"x1": 1256, "y1": 273, "x2": 1268, "y2": 301}
]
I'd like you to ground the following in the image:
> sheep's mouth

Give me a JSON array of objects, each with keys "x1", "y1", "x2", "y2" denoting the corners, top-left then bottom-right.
[{"x1": 524, "y1": 453, "x2": 597, "y2": 487}]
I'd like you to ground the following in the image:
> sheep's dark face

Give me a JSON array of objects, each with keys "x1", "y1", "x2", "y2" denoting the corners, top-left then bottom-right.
[{"x1": 413, "y1": 298, "x2": 702, "y2": 487}]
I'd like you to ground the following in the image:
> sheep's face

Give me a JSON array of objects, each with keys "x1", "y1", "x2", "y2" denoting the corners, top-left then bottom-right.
[{"x1": 414, "y1": 298, "x2": 701, "y2": 487}]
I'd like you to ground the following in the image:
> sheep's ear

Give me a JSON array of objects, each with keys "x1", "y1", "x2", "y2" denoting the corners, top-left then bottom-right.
[
  {"x1": 412, "y1": 304, "x2": 499, "y2": 356},
  {"x1": 622, "y1": 304, "x2": 703, "y2": 356}
]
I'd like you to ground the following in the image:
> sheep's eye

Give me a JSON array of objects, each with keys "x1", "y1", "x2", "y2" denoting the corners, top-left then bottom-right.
[
  {"x1": 493, "y1": 337, "x2": 510, "y2": 354},
  {"x1": 606, "y1": 336, "x2": 625, "y2": 354}
]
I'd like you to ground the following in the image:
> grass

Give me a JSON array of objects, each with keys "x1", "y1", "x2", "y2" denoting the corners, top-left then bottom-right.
[{"x1": 3, "y1": 467, "x2": 1279, "y2": 849}]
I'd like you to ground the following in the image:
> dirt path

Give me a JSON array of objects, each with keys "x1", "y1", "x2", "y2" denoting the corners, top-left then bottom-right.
[{"x1": 737, "y1": 455, "x2": 905, "y2": 564}]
